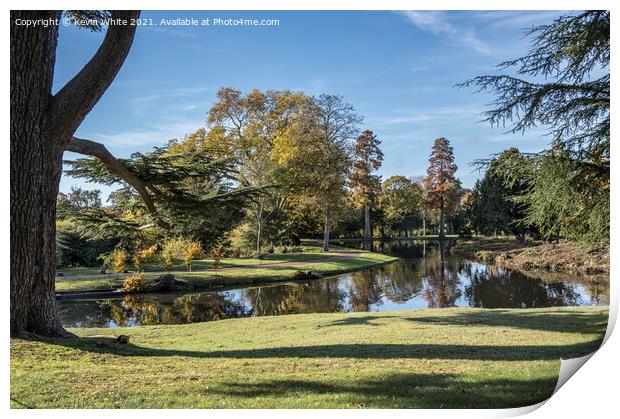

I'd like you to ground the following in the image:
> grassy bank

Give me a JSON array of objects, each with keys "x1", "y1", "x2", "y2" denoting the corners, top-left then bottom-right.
[
  {"x1": 56, "y1": 245, "x2": 335, "y2": 278},
  {"x1": 451, "y1": 237, "x2": 609, "y2": 275},
  {"x1": 55, "y1": 247, "x2": 397, "y2": 293},
  {"x1": 10, "y1": 307, "x2": 607, "y2": 408}
]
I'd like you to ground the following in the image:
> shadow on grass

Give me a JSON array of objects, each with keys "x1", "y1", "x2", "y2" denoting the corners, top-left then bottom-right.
[
  {"x1": 324, "y1": 315, "x2": 399, "y2": 326},
  {"x1": 403, "y1": 310, "x2": 608, "y2": 335},
  {"x1": 207, "y1": 371, "x2": 557, "y2": 408},
  {"x1": 45, "y1": 337, "x2": 602, "y2": 362}
]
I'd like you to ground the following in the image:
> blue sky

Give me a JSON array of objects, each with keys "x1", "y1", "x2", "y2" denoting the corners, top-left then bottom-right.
[{"x1": 56, "y1": 10, "x2": 568, "y2": 198}]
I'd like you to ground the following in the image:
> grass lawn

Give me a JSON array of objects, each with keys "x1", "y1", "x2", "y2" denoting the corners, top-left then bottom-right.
[
  {"x1": 55, "y1": 248, "x2": 397, "y2": 293},
  {"x1": 57, "y1": 244, "x2": 332, "y2": 278},
  {"x1": 10, "y1": 307, "x2": 607, "y2": 408}
]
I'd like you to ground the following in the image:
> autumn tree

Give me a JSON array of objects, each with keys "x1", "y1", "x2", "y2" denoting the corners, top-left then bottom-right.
[
  {"x1": 350, "y1": 130, "x2": 383, "y2": 241},
  {"x1": 312, "y1": 95, "x2": 362, "y2": 251},
  {"x1": 423, "y1": 138, "x2": 460, "y2": 239},
  {"x1": 207, "y1": 88, "x2": 312, "y2": 251},
  {"x1": 11, "y1": 10, "x2": 141, "y2": 336},
  {"x1": 274, "y1": 94, "x2": 361, "y2": 251}
]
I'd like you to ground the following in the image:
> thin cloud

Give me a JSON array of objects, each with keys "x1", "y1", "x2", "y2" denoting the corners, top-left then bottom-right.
[
  {"x1": 132, "y1": 86, "x2": 214, "y2": 104},
  {"x1": 83, "y1": 118, "x2": 205, "y2": 149},
  {"x1": 399, "y1": 11, "x2": 493, "y2": 56},
  {"x1": 370, "y1": 105, "x2": 482, "y2": 127},
  {"x1": 410, "y1": 65, "x2": 429, "y2": 73}
]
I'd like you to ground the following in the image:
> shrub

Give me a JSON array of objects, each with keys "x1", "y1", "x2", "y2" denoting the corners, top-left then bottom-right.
[
  {"x1": 107, "y1": 248, "x2": 128, "y2": 279},
  {"x1": 209, "y1": 245, "x2": 226, "y2": 269},
  {"x1": 228, "y1": 222, "x2": 255, "y2": 255},
  {"x1": 265, "y1": 244, "x2": 275, "y2": 254},
  {"x1": 162, "y1": 248, "x2": 174, "y2": 271},
  {"x1": 133, "y1": 244, "x2": 158, "y2": 272},
  {"x1": 184, "y1": 241, "x2": 204, "y2": 272},
  {"x1": 123, "y1": 273, "x2": 145, "y2": 293},
  {"x1": 161, "y1": 238, "x2": 204, "y2": 272}
]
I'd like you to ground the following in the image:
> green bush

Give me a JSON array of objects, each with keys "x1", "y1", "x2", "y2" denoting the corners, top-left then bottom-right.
[{"x1": 56, "y1": 220, "x2": 116, "y2": 268}]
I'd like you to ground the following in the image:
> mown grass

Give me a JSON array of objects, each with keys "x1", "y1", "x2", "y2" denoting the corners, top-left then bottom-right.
[
  {"x1": 57, "y1": 245, "x2": 330, "y2": 278},
  {"x1": 55, "y1": 249, "x2": 397, "y2": 293},
  {"x1": 10, "y1": 307, "x2": 607, "y2": 408}
]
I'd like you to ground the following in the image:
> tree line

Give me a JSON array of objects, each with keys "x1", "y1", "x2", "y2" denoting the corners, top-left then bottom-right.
[{"x1": 61, "y1": 92, "x2": 469, "y2": 267}]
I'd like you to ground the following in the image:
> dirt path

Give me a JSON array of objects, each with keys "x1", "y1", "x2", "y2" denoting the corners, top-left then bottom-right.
[{"x1": 56, "y1": 250, "x2": 361, "y2": 281}]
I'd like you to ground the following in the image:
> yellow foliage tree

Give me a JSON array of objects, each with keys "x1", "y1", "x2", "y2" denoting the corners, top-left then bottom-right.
[{"x1": 109, "y1": 248, "x2": 128, "y2": 279}]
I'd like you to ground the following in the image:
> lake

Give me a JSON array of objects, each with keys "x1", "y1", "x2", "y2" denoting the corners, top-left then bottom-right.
[{"x1": 58, "y1": 240, "x2": 609, "y2": 328}]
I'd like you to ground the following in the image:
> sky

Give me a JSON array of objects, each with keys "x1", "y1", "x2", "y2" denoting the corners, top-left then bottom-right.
[{"x1": 56, "y1": 10, "x2": 569, "y2": 199}]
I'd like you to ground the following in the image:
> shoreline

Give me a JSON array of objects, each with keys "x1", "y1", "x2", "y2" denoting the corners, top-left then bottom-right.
[
  {"x1": 450, "y1": 237, "x2": 609, "y2": 276},
  {"x1": 54, "y1": 248, "x2": 398, "y2": 297}
]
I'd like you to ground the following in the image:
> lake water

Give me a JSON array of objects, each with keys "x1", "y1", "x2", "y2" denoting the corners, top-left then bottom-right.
[{"x1": 58, "y1": 240, "x2": 609, "y2": 328}]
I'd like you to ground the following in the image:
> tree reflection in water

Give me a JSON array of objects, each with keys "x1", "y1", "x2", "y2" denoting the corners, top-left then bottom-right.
[
  {"x1": 58, "y1": 240, "x2": 608, "y2": 328},
  {"x1": 421, "y1": 242, "x2": 462, "y2": 308},
  {"x1": 243, "y1": 281, "x2": 346, "y2": 316}
]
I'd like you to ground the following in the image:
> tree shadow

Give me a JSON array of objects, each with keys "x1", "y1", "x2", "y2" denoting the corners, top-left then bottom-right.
[
  {"x1": 404, "y1": 309, "x2": 608, "y2": 335},
  {"x1": 206, "y1": 371, "x2": 558, "y2": 408},
  {"x1": 46, "y1": 336, "x2": 602, "y2": 362},
  {"x1": 323, "y1": 315, "x2": 399, "y2": 327}
]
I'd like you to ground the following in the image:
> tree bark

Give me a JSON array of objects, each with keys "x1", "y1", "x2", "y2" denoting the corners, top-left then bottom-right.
[
  {"x1": 439, "y1": 203, "x2": 445, "y2": 239},
  {"x1": 10, "y1": 11, "x2": 65, "y2": 336},
  {"x1": 323, "y1": 206, "x2": 331, "y2": 252},
  {"x1": 363, "y1": 205, "x2": 371, "y2": 241},
  {"x1": 10, "y1": 10, "x2": 140, "y2": 337}
]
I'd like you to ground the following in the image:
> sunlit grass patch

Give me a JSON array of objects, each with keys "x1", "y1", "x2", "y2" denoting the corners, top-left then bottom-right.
[{"x1": 10, "y1": 307, "x2": 607, "y2": 408}]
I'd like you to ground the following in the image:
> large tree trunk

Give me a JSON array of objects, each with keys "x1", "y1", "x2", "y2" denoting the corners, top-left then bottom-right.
[
  {"x1": 363, "y1": 205, "x2": 371, "y2": 241},
  {"x1": 10, "y1": 10, "x2": 140, "y2": 337},
  {"x1": 323, "y1": 206, "x2": 331, "y2": 252},
  {"x1": 439, "y1": 204, "x2": 445, "y2": 239},
  {"x1": 10, "y1": 11, "x2": 66, "y2": 336}
]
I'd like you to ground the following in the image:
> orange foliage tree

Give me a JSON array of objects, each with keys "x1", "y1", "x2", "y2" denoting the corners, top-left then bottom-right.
[{"x1": 423, "y1": 138, "x2": 460, "y2": 238}]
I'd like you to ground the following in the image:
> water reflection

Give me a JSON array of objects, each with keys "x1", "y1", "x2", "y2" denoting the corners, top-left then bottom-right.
[{"x1": 59, "y1": 240, "x2": 609, "y2": 328}]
